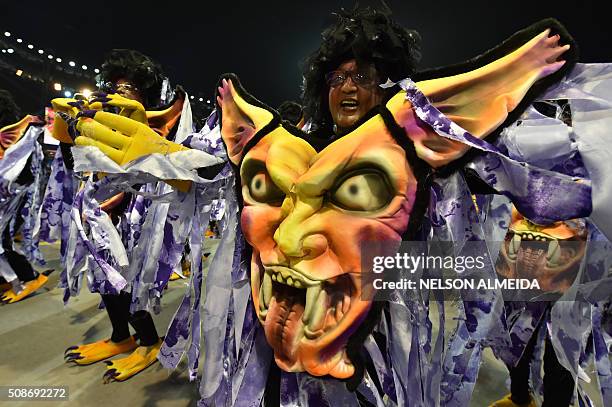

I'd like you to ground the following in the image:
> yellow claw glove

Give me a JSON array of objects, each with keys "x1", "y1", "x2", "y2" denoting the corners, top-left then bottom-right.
[
  {"x1": 74, "y1": 110, "x2": 191, "y2": 192},
  {"x1": 51, "y1": 98, "x2": 89, "y2": 144},
  {"x1": 88, "y1": 92, "x2": 148, "y2": 124}
]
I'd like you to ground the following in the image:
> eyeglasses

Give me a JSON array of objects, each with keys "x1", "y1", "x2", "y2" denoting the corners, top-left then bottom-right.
[
  {"x1": 98, "y1": 81, "x2": 139, "y2": 94},
  {"x1": 325, "y1": 70, "x2": 378, "y2": 88}
]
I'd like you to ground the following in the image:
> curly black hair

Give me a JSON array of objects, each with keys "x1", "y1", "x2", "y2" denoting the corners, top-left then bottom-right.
[
  {"x1": 277, "y1": 100, "x2": 303, "y2": 126},
  {"x1": 99, "y1": 49, "x2": 166, "y2": 108},
  {"x1": 302, "y1": 6, "x2": 421, "y2": 131},
  {"x1": 0, "y1": 89, "x2": 21, "y2": 128}
]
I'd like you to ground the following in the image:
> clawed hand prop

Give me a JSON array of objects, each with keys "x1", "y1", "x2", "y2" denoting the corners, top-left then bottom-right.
[{"x1": 56, "y1": 104, "x2": 191, "y2": 192}]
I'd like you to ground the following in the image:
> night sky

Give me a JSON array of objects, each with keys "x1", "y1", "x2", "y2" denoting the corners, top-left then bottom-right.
[{"x1": 1, "y1": 0, "x2": 610, "y2": 115}]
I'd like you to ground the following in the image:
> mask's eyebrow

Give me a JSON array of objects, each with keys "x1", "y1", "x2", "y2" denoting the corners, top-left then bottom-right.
[
  {"x1": 295, "y1": 116, "x2": 412, "y2": 198},
  {"x1": 297, "y1": 148, "x2": 408, "y2": 199},
  {"x1": 265, "y1": 130, "x2": 317, "y2": 194},
  {"x1": 240, "y1": 157, "x2": 266, "y2": 182}
]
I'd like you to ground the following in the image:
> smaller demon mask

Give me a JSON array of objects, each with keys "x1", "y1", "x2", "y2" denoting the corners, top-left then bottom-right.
[{"x1": 497, "y1": 206, "x2": 587, "y2": 293}]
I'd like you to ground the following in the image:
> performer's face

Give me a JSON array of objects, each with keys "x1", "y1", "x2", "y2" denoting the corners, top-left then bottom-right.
[
  {"x1": 114, "y1": 78, "x2": 144, "y2": 104},
  {"x1": 328, "y1": 60, "x2": 384, "y2": 132}
]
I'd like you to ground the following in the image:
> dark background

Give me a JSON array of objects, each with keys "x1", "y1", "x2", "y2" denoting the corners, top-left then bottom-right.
[{"x1": 1, "y1": 0, "x2": 610, "y2": 119}]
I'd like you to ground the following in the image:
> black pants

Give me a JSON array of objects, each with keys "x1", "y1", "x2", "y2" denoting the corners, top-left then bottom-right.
[
  {"x1": 1, "y1": 218, "x2": 37, "y2": 284},
  {"x1": 509, "y1": 322, "x2": 575, "y2": 406},
  {"x1": 101, "y1": 291, "x2": 159, "y2": 346},
  {"x1": 0, "y1": 162, "x2": 37, "y2": 284}
]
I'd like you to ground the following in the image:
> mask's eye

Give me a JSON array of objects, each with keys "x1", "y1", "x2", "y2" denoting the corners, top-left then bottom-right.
[
  {"x1": 331, "y1": 171, "x2": 393, "y2": 211},
  {"x1": 245, "y1": 171, "x2": 285, "y2": 205}
]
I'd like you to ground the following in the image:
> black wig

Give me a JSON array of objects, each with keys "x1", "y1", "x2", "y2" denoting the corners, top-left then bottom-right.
[
  {"x1": 99, "y1": 49, "x2": 166, "y2": 108},
  {"x1": 0, "y1": 89, "x2": 21, "y2": 128},
  {"x1": 277, "y1": 100, "x2": 303, "y2": 126},
  {"x1": 302, "y1": 6, "x2": 421, "y2": 131}
]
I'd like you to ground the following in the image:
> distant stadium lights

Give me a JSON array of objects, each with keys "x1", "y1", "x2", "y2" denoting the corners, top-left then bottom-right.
[
  {"x1": 81, "y1": 88, "x2": 92, "y2": 98},
  {"x1": 198, "y1": 97, "x2": 204, "y2": 102},
  {"x1": 53, "y1": 83, "x2": 62, "y2": 91},
  {"x1": 5, "y1": 30, "x2": 97, "y2": 85},
  {"x1": 64, "y1": 90, "x2": 72, "y2": 97}
]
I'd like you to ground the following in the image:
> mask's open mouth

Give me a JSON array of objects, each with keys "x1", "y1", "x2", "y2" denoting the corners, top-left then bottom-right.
[
  {"x1": 498, "y1": 228, "x2": 586, "y2": 291},
  {"x1": 503, "y1": 230, "x2": 583, "y2": 271},
  {"x1": 256, "y1": 265, "x2": 358, "y2": 370}
]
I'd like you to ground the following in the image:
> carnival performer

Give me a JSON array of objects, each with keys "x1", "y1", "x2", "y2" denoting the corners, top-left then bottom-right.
[
  {"x1": 0, "y1": 89, "x2": 50, "y2": 304},
  {"x1": 61, "y1": 6, "x2": 611, "y2": 406},
  {"x1": 51, "y1": 49, "x2": 205, "y2": 382}
]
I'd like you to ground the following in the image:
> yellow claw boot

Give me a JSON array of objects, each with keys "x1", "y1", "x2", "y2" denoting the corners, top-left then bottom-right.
[
  {"x1": 64, "y1": 336, "x2": 138, "y2": 365},
  {"x1": 490, "y1": 394, "x2": 536, "y2": 407},
  {"x1": 181, "y1": 258, "x2": 191, "y2": 278},
  {"x1": 103, "y1": 338, "x2": 162, "y2": 383},
  {"x1": 170, "y1": 258, "x2": 191, "y2": 281},
  {"x1": 0, "y1": 273, "x2": 49, "y2": 304}
]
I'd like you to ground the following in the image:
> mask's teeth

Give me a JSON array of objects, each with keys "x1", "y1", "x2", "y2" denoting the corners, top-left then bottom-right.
[
  {"x1": 305, "y1": 288, "x2": 328, "y2": 337},
  {"x1": 509, "y1": 233, "x2": 521, "y2": 259},
  {"x1": 262, "y1": 272, "x2": 272, "y2": 308},
  {"x1": 303, "y1": 283, "x2": 322, "y2": 324},
  {"x1": 335, "y1": 297, "x2": 344, "y2": 322},
  {"x1": 342, "y1": 293, "x2": 350, "y2": 315},
  {"x1": 546, "y1": 239, "x2": 561, "y2": 267}
]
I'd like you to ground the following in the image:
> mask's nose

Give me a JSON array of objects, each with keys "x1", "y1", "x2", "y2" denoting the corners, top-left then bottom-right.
[{"x1": 273, "y1": 198, "x2": 327, "y2": 259}]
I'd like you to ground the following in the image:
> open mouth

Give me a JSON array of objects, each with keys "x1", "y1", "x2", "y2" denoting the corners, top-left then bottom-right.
[
  {"x1": 256, "y1": 265, "x2": 357, "y2": 368},
  {"x1": 340, "y1": 99, "x2": 359, "y2": 111},
  {"x1": 502, "y1": 229, "x2": 585, "y2": 275}
]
